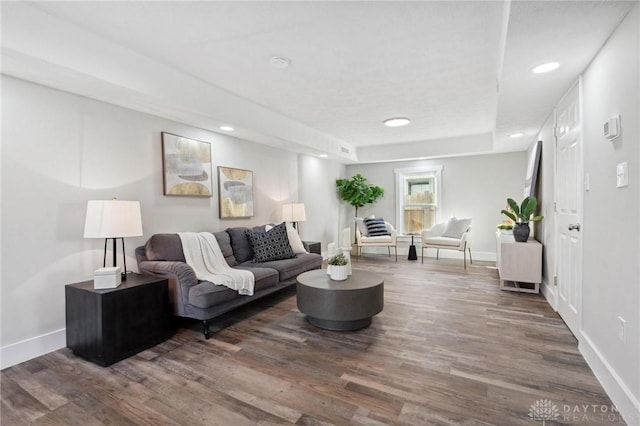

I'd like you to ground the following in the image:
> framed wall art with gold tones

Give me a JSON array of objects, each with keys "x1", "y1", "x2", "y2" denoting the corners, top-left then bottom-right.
[
  {"x1": 162, "y1": 132, "x2": 212, "y2": 197},
  {"x1": 218, "y1": 166, "x2": 254, "y2": 219}
]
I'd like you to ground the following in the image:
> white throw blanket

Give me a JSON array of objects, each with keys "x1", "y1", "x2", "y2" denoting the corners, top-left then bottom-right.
[{"x1": 178, "y1": 232, "x2": 255, "y2": 296}]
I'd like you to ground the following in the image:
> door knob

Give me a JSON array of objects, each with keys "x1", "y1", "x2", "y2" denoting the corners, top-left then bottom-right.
[{"x1": 568, "y1": 223, "x2": 581, "y2": 231}]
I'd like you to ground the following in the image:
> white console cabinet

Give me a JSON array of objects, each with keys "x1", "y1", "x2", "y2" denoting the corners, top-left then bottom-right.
[{"x1": 496, "y1": 231, "x2": 542, "y2": 293}]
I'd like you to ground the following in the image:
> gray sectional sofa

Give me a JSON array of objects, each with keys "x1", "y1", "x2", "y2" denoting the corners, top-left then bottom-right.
[{"x1": 135, "y1": 225, "x2": 322, "y2": 339}]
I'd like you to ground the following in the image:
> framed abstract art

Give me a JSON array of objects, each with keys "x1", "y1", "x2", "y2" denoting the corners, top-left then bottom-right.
[
  {"x1": 218, "y1": 166, "x2": 254, "y2": 219},
  {"x1": 162, "y1": 132, "x2": 212, "y2": 197}
]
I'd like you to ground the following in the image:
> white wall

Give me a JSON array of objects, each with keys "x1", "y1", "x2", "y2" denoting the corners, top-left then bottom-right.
[
  {"x1": 0, "y1": 76, "x2": 342, "y2": 367},
  {"x1": 579, "y1": 4, "x2": 639, "y2": 422},
  {"x1": 346, "y1": 152, "x2": 527, "y2": 259},
  {"x1": 298, "y1": 155, "x2": 346, "y2": 255}
]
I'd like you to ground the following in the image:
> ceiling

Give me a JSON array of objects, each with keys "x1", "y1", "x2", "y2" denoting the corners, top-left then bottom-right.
[{"x1": 1, "y1": 1, "x2": 635, "y2": 163}]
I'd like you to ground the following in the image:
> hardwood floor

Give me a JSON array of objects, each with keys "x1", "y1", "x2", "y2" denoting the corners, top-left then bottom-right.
[{"x1": 1, "y1": 257, "x2": 626, "y2": 425}]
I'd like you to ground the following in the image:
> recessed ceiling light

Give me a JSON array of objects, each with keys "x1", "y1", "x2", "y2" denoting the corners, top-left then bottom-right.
[
  {"x1": 532, "y1": 62, "x2": 559, "y2": 74},
  {"x1": 269, "y1": 56, "x2": 291, "y2": 69},
  {"x1": 319, "y1": 154, "x2": 328, "y2": 158},
  {"x1": 510, "y1": 132, "x2": 524, "y2": 138},
  {"x1": 220, "y1": 126, "x2": 234, "y2": 132},
  {"x1": 384, "y1": 117, "x2": 411, "y2": 127}
]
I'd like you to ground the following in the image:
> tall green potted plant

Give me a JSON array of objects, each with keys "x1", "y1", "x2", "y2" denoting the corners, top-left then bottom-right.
[
  {"x1": 501, "y1": 196, "x2": 544, "y2": 242},
  {"x1": 335, "y1": 174, "x2": 385, "y2": 242}
]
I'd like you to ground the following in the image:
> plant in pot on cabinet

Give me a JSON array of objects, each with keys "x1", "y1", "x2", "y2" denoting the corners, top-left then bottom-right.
[
  {"x1": 327, "y1": 253, "x2": 349, "y2": 281},
  {"x1": 500, "y1": 196, "x2": 544, "y2": 242}
]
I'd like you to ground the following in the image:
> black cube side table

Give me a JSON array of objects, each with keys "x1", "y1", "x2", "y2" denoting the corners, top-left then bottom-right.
[{"x1": 65, "y1": 273, "x2": 169, "y2": 366}]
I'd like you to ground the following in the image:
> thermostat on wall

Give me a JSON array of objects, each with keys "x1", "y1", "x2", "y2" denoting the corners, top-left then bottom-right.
[{"x1": 604, "y1": 115, "x2": 621, "y2": 140}]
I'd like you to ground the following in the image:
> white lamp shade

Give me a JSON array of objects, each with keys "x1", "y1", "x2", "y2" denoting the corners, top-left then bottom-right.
[
  {"x1": 282, "y1": 203, "x2": 306, "y2": 222},
  {"x1": 84, "y1": 200, "x2": 143, "y2": 238}
]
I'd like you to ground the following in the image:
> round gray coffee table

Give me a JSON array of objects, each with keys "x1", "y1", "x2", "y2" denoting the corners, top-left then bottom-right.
[{"x1": 296, "y1": 269, "x2": 384, "y2": 331}]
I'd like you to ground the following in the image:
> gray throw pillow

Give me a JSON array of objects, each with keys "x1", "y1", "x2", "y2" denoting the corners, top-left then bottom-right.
[
  {"x1": 213, "y1": 230, "x2": 238, "y2": 266},
  {"x1": 226, "y1": 227, "x2": 254, "y2": 263},
  {"x1": 245, "y1": 222, "x2": 295, "y2": 263}
]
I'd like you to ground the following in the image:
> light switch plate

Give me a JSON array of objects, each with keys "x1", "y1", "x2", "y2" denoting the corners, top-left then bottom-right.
[{"x1": 616, "y1": 162, "x2": 628, "y2": 188}]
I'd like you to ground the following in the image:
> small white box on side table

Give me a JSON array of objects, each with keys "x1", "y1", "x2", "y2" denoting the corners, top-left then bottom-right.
[{"x1": 93, "y1": 266, "x2": 122, "y2": 289}]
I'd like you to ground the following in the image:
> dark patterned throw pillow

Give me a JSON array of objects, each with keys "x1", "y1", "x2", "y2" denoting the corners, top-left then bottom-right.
[
  {"x1": 245, "y1": 222, "x2": 295, "y2": 263},
  {"x1": 363, "y1": 217, "x2": 390, "y2": 236}
]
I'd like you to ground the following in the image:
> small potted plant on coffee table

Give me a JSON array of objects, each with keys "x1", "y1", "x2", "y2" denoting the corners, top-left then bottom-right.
[
  {"x1": 327, "y1": 253, "x2": 349, "y2": 281},
  {"x1": 500, "y1": 196, "x2": 544, "y2": 242}
]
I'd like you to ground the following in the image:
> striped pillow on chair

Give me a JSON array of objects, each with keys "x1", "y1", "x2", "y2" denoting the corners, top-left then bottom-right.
[{"x1": 363, "y1": 218, "x2": 390, "y2": 236}]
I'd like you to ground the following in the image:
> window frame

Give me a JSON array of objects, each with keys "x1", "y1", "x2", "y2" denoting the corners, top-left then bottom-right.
[{"x1": 394, "y1": 165, "x2": 443, "y2": 235}]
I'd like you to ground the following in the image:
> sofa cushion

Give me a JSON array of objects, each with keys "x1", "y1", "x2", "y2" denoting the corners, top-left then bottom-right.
[
  {"x1": 361, "y1": 235, "x2": 394, "y2": 243},
  {"x1": 213, "y1": 231, "x2": 238, "y2": 267},
  {"x1": 239, "y1": 252, "x2": 322, "y2": 281},
  {"x1": 245, "y1": 222, "x2": 295, "y2": 263},
  {"x1": 227, "y1": 227, "x2": 254, "y2": 263},
  {"x1": 424, "y1": 236, "x2": 462, "y2": 247},
  {"x1": 144, "y1": 234, "x2": 186, "y2": 262},
  {"x1": 188, "y1": 272, "x2": 277, "y2": 309},
  {"x1": 233, "y1": 266, "x2": 280, "y2": 286}
]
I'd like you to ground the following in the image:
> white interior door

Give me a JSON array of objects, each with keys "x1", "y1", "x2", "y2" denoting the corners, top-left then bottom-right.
[{"x1": 555, "y1": 82, "x2": 583, "y2": 337}]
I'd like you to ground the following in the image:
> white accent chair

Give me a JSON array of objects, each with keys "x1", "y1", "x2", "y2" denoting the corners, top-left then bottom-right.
[
  {"x1": 421, "y1": 218, "x2": 472, "y2": 268},
  {"x1": 355, "y1": 220, "x2": 398, "y2": 261}
]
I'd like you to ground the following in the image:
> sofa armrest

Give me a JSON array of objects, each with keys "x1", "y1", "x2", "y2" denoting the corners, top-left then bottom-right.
[
  {"x1": 303, "y1": 241, "x2": 321, "y2": 254},
  {"x1": 138, "y1": 260, "x2": 198, "y2": 312},
  {"x1": 138, "y1": 260, "x2": 197, "y2": 285}
]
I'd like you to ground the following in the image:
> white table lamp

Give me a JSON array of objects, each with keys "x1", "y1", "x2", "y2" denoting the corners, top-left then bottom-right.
[
  {"x1": 282, "y1": 203, "x2": 306, "y2": 230},
  {"x1": 84, "y1": 199, "x2": 143, "y2": 280}
]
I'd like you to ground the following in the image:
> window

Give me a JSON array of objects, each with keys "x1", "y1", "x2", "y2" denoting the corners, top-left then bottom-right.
[{"x1": 394, "y1": 166, "x2": 442, "y2": 235}]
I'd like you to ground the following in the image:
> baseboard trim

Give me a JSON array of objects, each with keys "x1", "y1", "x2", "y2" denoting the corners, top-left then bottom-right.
[
  {"x1": 579, "y1": 331, "x2": 640, "y2": 425},
  {"x1": 1, "y1": 328, "x2": 66, "y2": 370},
  {"x1": 361, "y1": 246, "x2": 496, "y2": 262},
  {"x1": 540, "y1": 277, "x2": 557, "y2": 311},
  {"x1": 421, "y1": 249, "x2": 495, "y2": 262}
]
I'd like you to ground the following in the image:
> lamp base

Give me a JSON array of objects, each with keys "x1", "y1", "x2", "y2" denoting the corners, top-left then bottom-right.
[{"x1": 103, "y1": 237, "x2": 129, "y2": 282}]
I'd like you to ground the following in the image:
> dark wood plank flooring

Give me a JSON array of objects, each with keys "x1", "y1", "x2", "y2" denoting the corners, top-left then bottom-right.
[{"x1": 1, "y1": 256, "x2": 626, "y2": 425}]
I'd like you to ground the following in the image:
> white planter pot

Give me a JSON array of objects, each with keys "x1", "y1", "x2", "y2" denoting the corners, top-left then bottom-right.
[{"x1": 330, "y1": 265, "x2": 349, "y2": 281}]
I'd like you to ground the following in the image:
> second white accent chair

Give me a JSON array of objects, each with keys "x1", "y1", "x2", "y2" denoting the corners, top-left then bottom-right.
[{"x1": 421, "y1": 217, "x2": 472, "y2": 268}]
